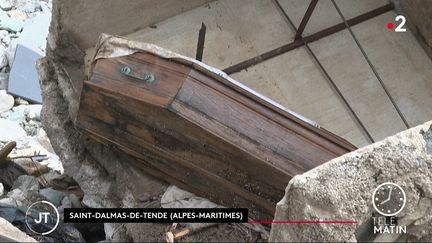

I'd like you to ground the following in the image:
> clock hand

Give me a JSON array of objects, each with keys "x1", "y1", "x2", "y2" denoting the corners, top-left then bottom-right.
[
  {"x1": 387, "y1": 187, "x2": 393, "y2": 201},
  {"x1": 380, "y1": 198, "x2": 390, "y2": 205},
  {"x1": 379, "y1": 187, "x2": 393, "y2": 205}
]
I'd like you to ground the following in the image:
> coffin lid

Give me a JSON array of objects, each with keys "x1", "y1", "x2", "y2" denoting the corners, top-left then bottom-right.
[{"x1": 90, "y1": 34, "x2": 321, "y2": 129}]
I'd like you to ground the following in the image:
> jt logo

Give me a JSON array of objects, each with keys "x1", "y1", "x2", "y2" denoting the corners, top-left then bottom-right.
[
  {"x1": 35, "y1": 212, "x2": 51, "y2": 224},
  {"x1": 25, "y1": 201, "x2": 60, "y2": 235}
]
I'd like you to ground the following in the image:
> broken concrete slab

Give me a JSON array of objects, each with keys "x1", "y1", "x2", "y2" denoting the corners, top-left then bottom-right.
[
  {"x1": 0, "y1": 217, "x2": 37, "y2": 242},
  {"x1": 18, "y1": 10, "x2": 51, "y2": 54},
  {"x1": 8, "y1": 44, "x2": 43, "y2": 103},
  {"x1": 270, "y1": 120, "x2": 432, "y2": 242}
]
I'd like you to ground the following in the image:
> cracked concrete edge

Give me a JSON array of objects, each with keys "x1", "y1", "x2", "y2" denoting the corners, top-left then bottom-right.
[
  {"x1": 269, "y1": 121, "x2": 432, "y2": 242},
  {"x1": 0, "y1": 217, "x2": 37, "y2": 242},
  {"x1": 41, "y1": 0, "x2": 167, "y2": 201},
  {"x1": 38, "y1": 1, "x2": 168, "y2": 240}
]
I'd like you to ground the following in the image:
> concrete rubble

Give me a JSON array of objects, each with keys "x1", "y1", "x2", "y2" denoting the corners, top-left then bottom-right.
[
  {"x1": 0, "y1": 0, "x2": 77, "y2": 241},
  {"x1": 270, "y1": 121, "x2": 432, "y2": 242},
  {"x1": 0, "y1": 217, "x2": 37, "y2": 242}
]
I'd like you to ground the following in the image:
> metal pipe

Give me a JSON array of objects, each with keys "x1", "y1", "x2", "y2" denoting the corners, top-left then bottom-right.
[{"x1": 196, "y1": 22, "x2": 207, "y2": 61}]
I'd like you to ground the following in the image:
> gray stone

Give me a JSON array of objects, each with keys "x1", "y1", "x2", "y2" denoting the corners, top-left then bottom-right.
[
  {"x1": 26, "y1": 104, "x2": 42, "y2": 120},
  {"x1": 9, "y1": 135, "x2": 64, "y2": 173},
  {"x1": 0, "y1": 89, "x2": 13, "y2": 112},
  {"x1": 36, "y1": 128, "x2": 54, "y2": 153},
  {"x1": 0, "y1": 118, "x2": 26, "y2": 141},
  {"x1": 40, "y1": 1, "x2": 51, "y2": 13},
  {"x1": 270, "y1": 121, "x2": 432, "y2": 242},
  {"x1": 0, "y1": 217, "x2": 37, "y2": 242},
  {"x1": 0, "y1": 104, "x2": 26, "y2": 122},
  {"x1": 0, "y1": 188, "x2": 24, "y2": 206},
  {"x1": 14, "y1": 0, "x2": 40, "y2": 13},
  {"x1": 40, "y1": 187, "x2": 65, "y2": 207},
  {"x1": 2, "y1": 175, "x2": 43, "y2": 207},
  {"x1": 19, "y1": 10, "x2": 50, "y2": 51},
  {"x1": 7, "y1": 9, "x2": 50, "y2": 64},
  {"x1": 14, "y1": 97, "x2": 29, "y2": 105},
  {"x1": 61, "y1": 195, "x2": 72, "y2": 208},
  {"x1": 68, "y1": 194, "x2": 82, "y2": 208},
  {"x1": 0, "y1": 0, "x2": 12, "y2": 11},
  {"x1": 1, "y1": 104, "x2": 41, "y2": 121},
  {"x1": 1, "y1": 34, "x2": 9, "y2": 44},
  {"x1": 0, "y1": 72, "x2": 8, "y2": 89},
  {"x1": 0, "y1": 44, "x2": 7, "y2": 68},
  {"x1": 12, "y1": 175, "x2": 39, "y2": 192},
  {"x1": 0, "y1": 182, "x2": 3, "y2": 196},
  {"x1": 0, "y1": 10, "x2": 24, "y2": 32},
  {"x1": 0, "y1": 30, "x2": 7, "y2": 39},
  {"x1": 21, "y1": 119, "x2": 41, "y2": 135}
]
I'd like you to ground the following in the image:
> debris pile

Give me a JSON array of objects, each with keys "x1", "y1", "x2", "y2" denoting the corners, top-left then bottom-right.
[
  {"x1": 0, "y1": 89, "x2": 90, "y2": 241},
  {"x1": 0, "y1": 0, "x2": 87, "y2": 241},
  {"x1": 270, "y1": 121, "x2": 432, "y2": 242},
  {"x1": 0, "y1": 0, "x2": 51, "y2": 92}
]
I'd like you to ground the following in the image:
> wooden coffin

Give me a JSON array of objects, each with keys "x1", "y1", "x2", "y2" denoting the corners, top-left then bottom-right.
[{"x1": 76, "y1": 50, "x2": 356, "y2": 219}]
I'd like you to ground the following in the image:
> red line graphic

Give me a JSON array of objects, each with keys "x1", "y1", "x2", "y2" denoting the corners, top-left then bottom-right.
[{"x1": 248, "y1": 220, "x2": 358, "y2": 225}]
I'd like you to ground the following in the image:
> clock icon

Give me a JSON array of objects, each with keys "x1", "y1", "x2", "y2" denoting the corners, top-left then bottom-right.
[{"x1": 372, "y1": 182, "x2": 406, "y2": 216}]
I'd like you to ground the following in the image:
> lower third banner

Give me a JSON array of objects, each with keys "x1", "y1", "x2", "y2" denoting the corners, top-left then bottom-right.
[{"x1": 64, "y1": 208, "x2": 248, "y2": 223}]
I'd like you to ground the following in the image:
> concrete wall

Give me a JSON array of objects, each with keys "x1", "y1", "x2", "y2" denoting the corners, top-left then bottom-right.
[
  {"x1": 123, "y1": 0, "x2": 432, "y2": 148},
  {"x1": 400, "y1": 0, "x2": 432, "y2": 60},
  {"x1": 54, "y1": 0, "x2": 211, "y2": 50}
]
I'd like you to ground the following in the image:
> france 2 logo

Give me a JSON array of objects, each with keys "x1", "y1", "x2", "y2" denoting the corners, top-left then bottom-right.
[{"x1": 387, "y1": 15, "x2": 406, "y2": 32}]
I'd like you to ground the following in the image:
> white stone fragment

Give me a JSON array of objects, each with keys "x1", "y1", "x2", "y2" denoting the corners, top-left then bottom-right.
[
  {"x1": 7, "y1": 9, "x2": 27, "y2": 21},
  {"x1": 6, "y1": 10, "x2": 50, "y2": 65},
  {"x1": 15, "y1": 0, "x2": 41, "y2": 13},
  {"x1": 0, "y1": 89, "x2": 13, "y2": 113},
  {"x1": 0, "y1": 118, "x2": 26, "y2": 141},
  {"x1": 0, "y1": 0, "x2": 12, "y2": 11},
  {"x1": 0, "y1": 29, "x2": 8, "y2": 39},
  {"x1": 0, "y1": 9, "x2": 24, "y2": 32}
]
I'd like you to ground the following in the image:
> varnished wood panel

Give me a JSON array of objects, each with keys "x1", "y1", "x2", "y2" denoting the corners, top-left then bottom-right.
[{"x1": 77, "y1": 51, "x2": 356, "y2": 218}]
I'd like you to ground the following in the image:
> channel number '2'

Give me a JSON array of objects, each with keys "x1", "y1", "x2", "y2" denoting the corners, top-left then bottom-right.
[{"x1": 395, "y1": 15, "x2": 406, "y2": 32}]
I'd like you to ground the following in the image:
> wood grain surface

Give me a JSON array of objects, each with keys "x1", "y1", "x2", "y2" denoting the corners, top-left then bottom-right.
[{"x1": 76, "y1": 52, "x2": 356, "y2": 219}]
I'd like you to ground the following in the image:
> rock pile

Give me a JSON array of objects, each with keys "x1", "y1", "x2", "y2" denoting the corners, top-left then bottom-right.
[
  {"x1": 0, "y1": 80, "x2": 86, "y2": 240},
  {"x1": 0, "y1": 0, "x2": 77, "y2": 240},
  {"x1": 0, "y1": 0, "x2": 51, "y2": 90}
]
